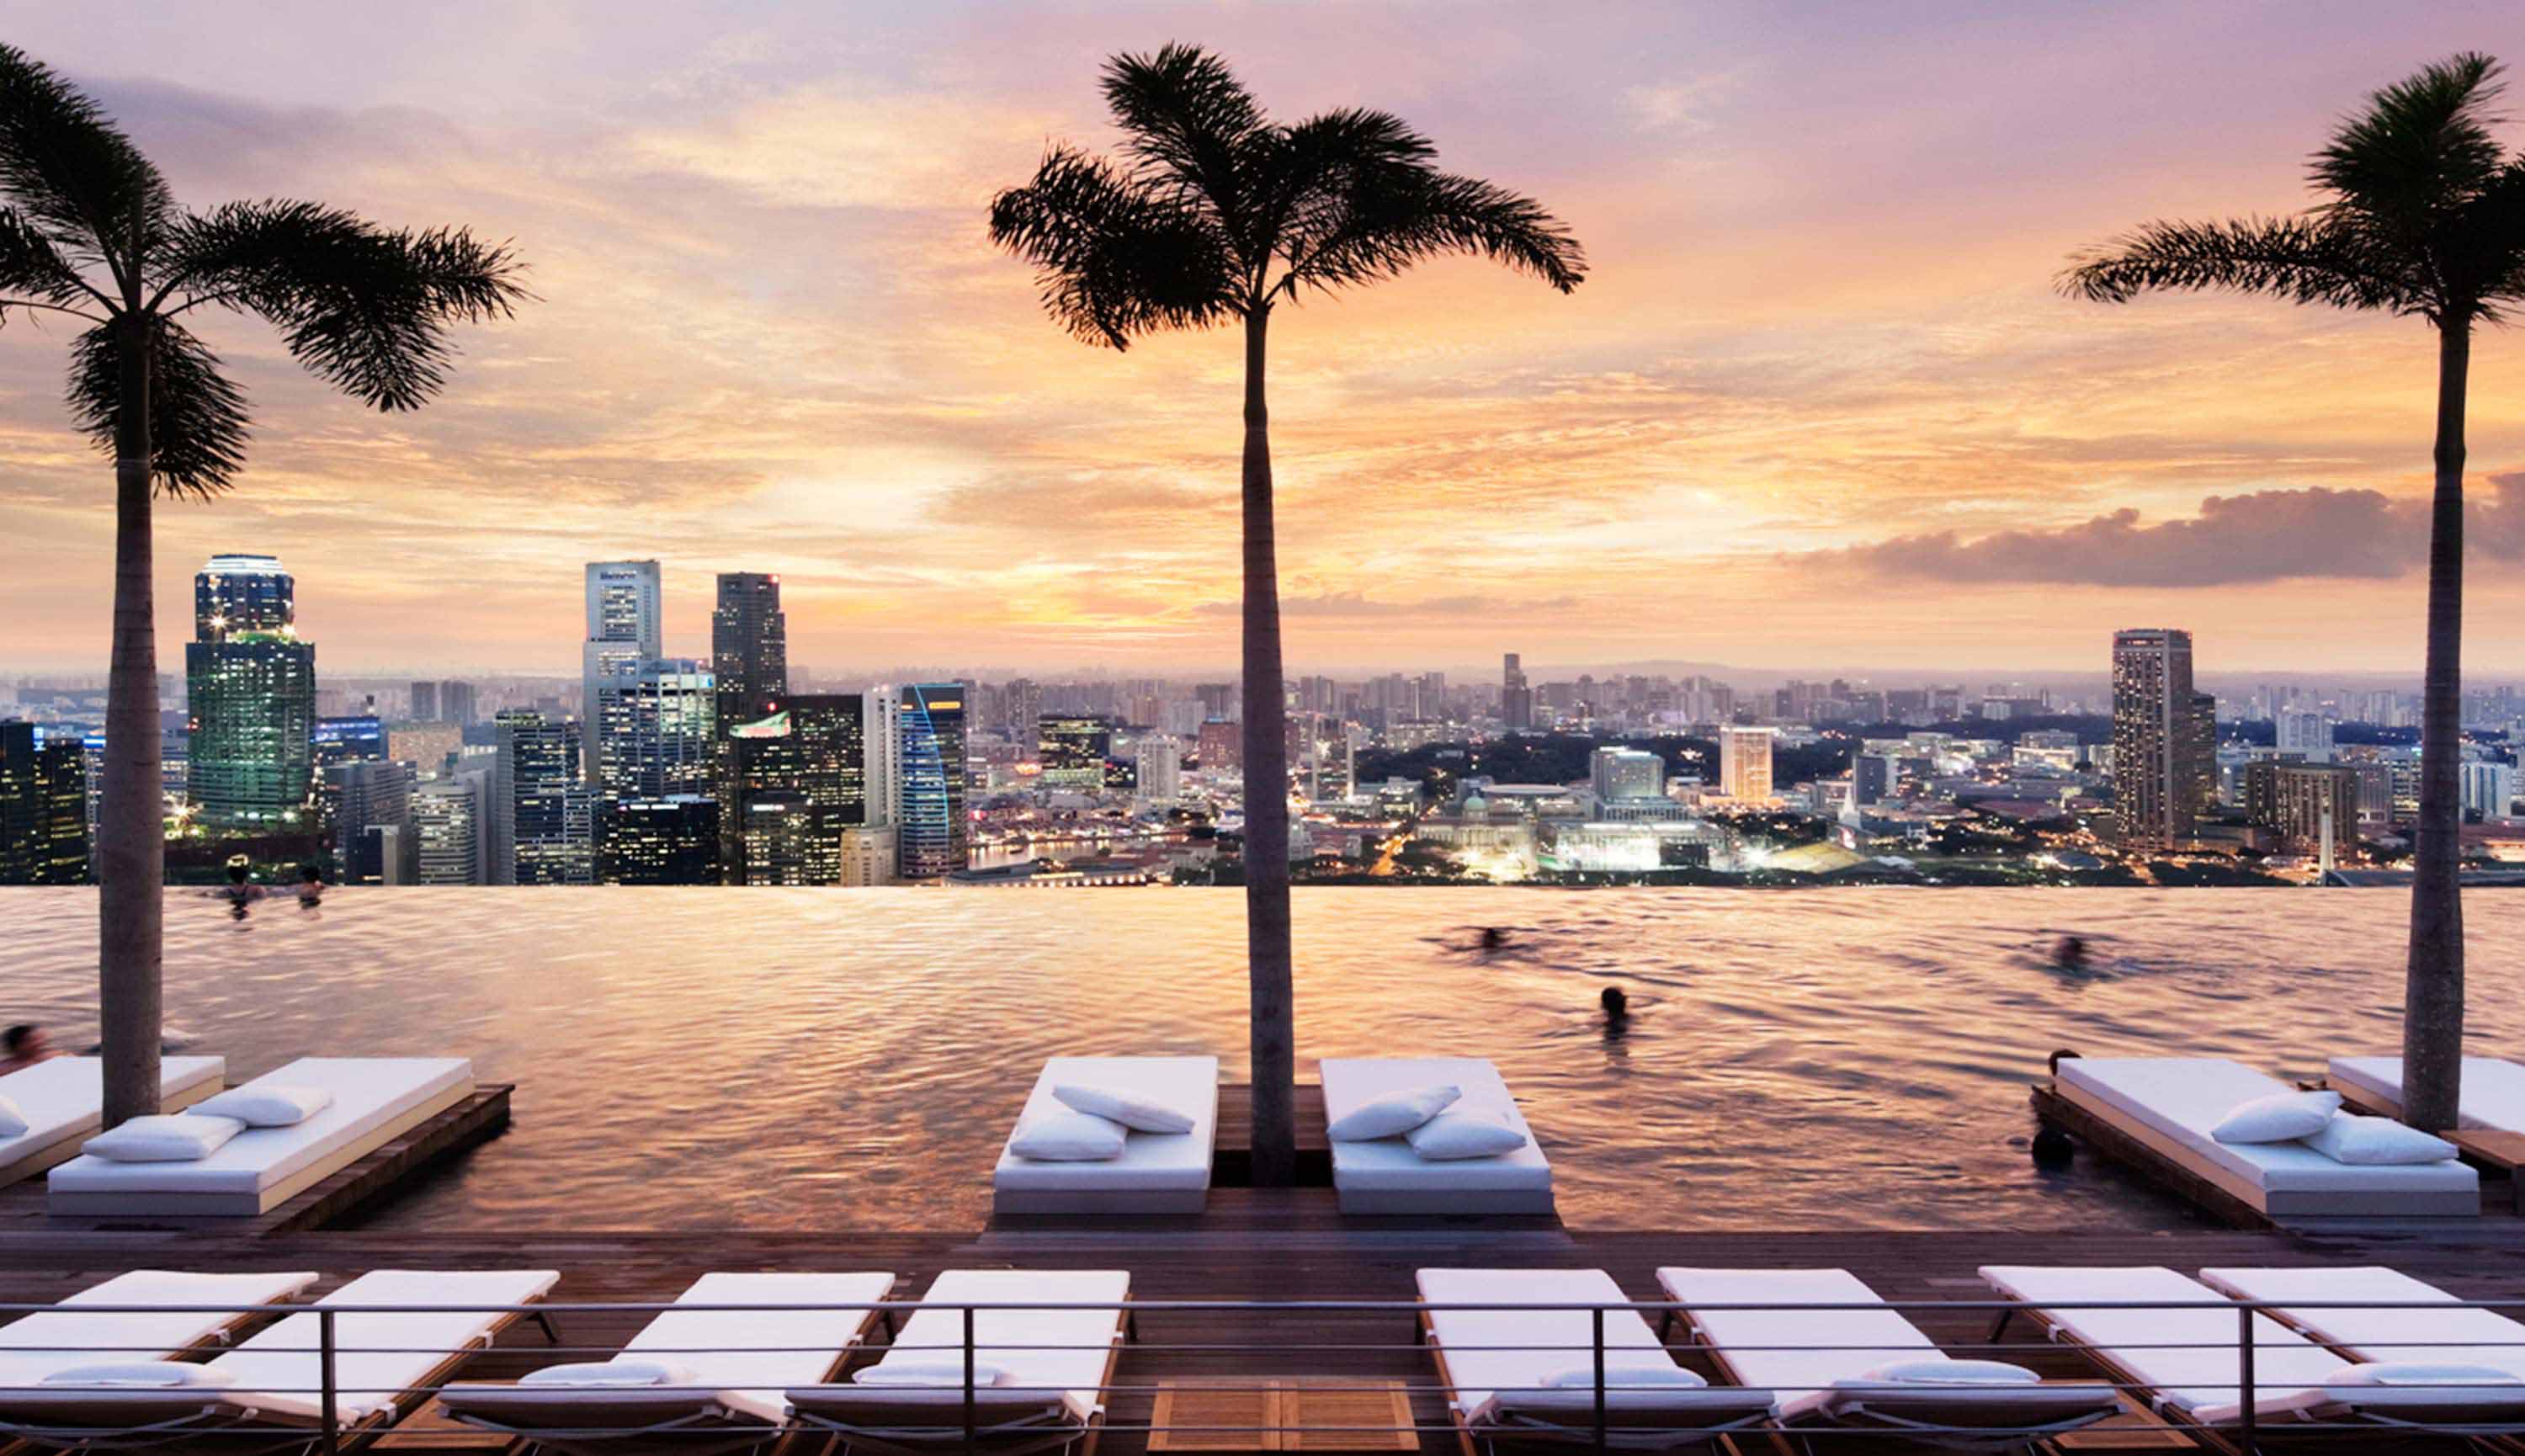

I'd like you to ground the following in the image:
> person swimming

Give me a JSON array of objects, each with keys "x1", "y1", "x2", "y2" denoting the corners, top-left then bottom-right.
[
  {"x1": 1479, "y1": 927, "x2": 1507, "y2": 952},
  {"x1": 214, "y1": 859, "x2": 266, "y2": 918},
  {"x1": 1, "y1": 1023, "x2": 60, "y2": 1076},
  {"x1": 2052, "y1": 935, "x2": 2089, "y2": 970},
  {"x1": 295, "y1": 864, "x2": 325, "y2": 907}
]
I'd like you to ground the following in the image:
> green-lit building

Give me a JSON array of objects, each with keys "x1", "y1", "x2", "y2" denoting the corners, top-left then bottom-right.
[{"x1": 185, "y1": 553, "x2": 315, "y2": 831}]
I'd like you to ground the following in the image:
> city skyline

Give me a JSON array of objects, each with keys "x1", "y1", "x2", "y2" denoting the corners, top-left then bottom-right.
[{"x1": 6, "y1": 4, "x2": 2525, "y2": 676}]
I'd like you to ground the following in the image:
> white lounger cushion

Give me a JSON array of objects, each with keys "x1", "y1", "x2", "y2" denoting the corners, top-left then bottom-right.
[
  {"x1": 1659, "y1": 1267, "x2": 1938, "y2": 1420},
  {"x1": 615, "y1": 1272, "x2": 894, "y2": 1421},
  {"x1": 833, "y1": 1269, "x2": 1130, "y2": 1424},
  {"x1": 82, "y1": 1114, "x2": 247, "y2": 1162},
  {"x1": 1326, "y1": 1083, "x2": 1459, "y2": 1141},
  {"x1": 2198, "y1": 1266, "x2": 2525, "y2": 1379},
  {"x1": 2329, "y1": 1055, "x2": 2525, "y2": 1133},
  {"x1": 205, "y1": 1267, "x2": 559, "y2": 1421},
  {"x1": 1008, "y1": 1112, "x2": 1127, "y2": 1162},
  {"x1": 50, "y1": 1058, "x2": 473, "y2": 1198},
  {"x1": 0, "y1": 1269, "x2": 319, "y2": 1386},
  {"x1": 0, "y1": 1057, "x2": 226, "y2": 1177},
  {"x1": 2055, "y1": 1058, "x2": 2476, "y2": 1209},
  {"x1": 1324, "y1": 1060, "x2": 1551, "y2": 1209},
  {"x1": 1418, "y1": 1268, "x2": 1771, "y2": 1430},
  {"x1": 43, "y1": 1363, "x2": 238, "y2": 1390},
  {"x1": 1980, "y1": 1265, "x2": 2346, "y2": 1424},
  {"x1": 521, "y1": 1360, "x2": 697, "y2": 1387},
  {"x1": 993, "y1": 1057, "x2": 1216, "y2": 1202}
]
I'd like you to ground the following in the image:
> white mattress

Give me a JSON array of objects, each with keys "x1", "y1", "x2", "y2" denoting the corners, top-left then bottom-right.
[
  {"x1": 0, "y1": 1057, "x2": 226, "y2": 1176},
  {"x1": 1980, "y1": 1265, "x2": 2344, "y2": 1425},
  {"x1": 49, "y1": 1057, "x2": 472, "y2": 1197},
  {"x1": 1416, "y1": 1268, "x2": 1761, "y2": 1427},
  {"x1": 1656, "y1": 1267, "x2": 1936, "y2": 1420},
  {"x1": 0, "y1": 1269, "x2": 317, "y2": 1385},
  {"x1": 618, "y1": 1272, "x2": 893, "y2": 1422},
  {"x1": 2058, "y1": 1057, "x2": 2476, "y2": 1203},
  {"x1": 1322, "y1": 1059, "x2": 1553, "y2": 1198},
  {"x1": 848, "y1": 1270, "x2": 1129, "y2": 1423},
  {"x1": 2329, "y1": 1056, "x2": 2525, "y2": 1133},
  {"x1": 991, "y1": 1056, "x2": 1217, "y2": 1195},
  {"x1": 2199, "y1": 1266, "x2": 2525, "y2": 1379},
  {"x1": 205, "y1": 1268, "x2": 559, "y2": 1422}
]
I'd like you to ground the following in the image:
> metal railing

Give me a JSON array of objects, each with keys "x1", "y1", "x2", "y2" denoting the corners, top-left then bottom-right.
[{"x1": 3, "y1": 1288, "x2": 2524, "y2": 1456}]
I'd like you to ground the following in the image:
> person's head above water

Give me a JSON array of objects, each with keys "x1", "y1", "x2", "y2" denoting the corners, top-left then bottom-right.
[
  {"x1": 1600, "y1": 986, "x2": 1629, "y2": 1017},
  {"x1": 299, "y1": 864, "x2": 322, "y2": 885},
  {"x1": 4, "y1": 1024, "x2": 40, "y2": 1057},
  {"x1": 226, "y1": 859, "x2": 251, "y2": 885}
]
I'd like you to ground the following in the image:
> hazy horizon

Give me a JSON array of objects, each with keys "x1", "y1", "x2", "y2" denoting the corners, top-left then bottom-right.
[{"x1": 5, "y1": 2, "x2": 2525, "y2": 676}]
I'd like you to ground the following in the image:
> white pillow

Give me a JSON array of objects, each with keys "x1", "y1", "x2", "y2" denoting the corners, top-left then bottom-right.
[
  {"x1": 1852, "y1": 1358, "x2": 2042, "y2": 1385},
  {"x1": 195, "y1": 1084, "x2": 333, "y2": 1128},
  {"x1": 1052, "y1": 1083, "x2": 1194, "y2": 1135},
  {"x1": 521, "y1": 1360, "x2": 695, "y2": 1387},
  {"x1": 2303, "y1": 1113, "x2": 2459, "y2": 1166},
  {"x1": 1007, "y1": 1110, "x2": 1126, "y2": 1161},
  {"x1": 2326, "y1": 1362, "x2": 2524, "y2": 1391},
  {"x1": 1404, "y1": 1110, "x2": 1528, "y2": 1161},
  {"x1": 0, "y1": 1092, "x2": 27, "y2": 1138},
  {"x1": 853, "y1": 1362, "x2": 1016, "y2": 1388},
  {"x1": 44, "y1": 1363, "x2": 238, "y2": 1389},
  {"x1": 1538, "y1": 1364, "x2": 1704, "y2": 1390},
  {"x1": 82, "y1": 1113, "x2": 247, "y2": 1163},
  {"x1": 1327, "y1": 1083, "x2": 1460, "y2": 1141},
  {"x1": 2211, "y1": 1089, "x2": 2341, "y2": 1144}
]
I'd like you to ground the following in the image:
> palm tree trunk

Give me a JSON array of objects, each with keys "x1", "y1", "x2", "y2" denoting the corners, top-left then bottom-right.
[
  {"x1": 2401, "y1": 316, "x2": 2469, "y2": 1134},
  {"x1": 100, "y1": 313, "x2": 163, "y2": 1127},
  {"x1": 1239, "y1": 305, "x2": 1296, "y2": 1186}
]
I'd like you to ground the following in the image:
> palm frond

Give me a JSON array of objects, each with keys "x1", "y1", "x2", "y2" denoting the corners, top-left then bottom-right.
[
  {"x1": 1101, "y1": 44, "x2": 1266, "y2": 259},
  {"x1": 989, "y1": 146, "x2": 1241, "y2": 348},
  {"x1": 69, "y1": 319, "x2": 247, "y2": 497},
  {"x1": 2443, "y1": 157, "x2": 2525, "y2": 321},
  {"x1": 2313, "y1": 52, "x2": 2506, "y2": 235},
  {"x1": 0, "y1": 204, "x2": 93, "y2": 312},
  {"x1": 160, "y1": 199, "x2": 526, "y2": 410},
  {"x1": 0, "y1": 44, "x2": 173, "y2": 290},
  {"x1": 2061, "y1": 215, "x2": 2421, "y2": 315},
  {"x1": 1272, "y1": 114, "x2": 1586, "y2": 299}
]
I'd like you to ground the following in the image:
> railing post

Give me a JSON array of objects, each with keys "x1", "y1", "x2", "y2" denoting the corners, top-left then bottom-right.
[
  {"x1": 962, "y1": 1305, "x2": 977, "y2": 1456},
  {"x1": 1591, "y1": 1305, "x2": 1607, "y2": 1455},
  {"x1": 318, "y1": 1308, "x2": 340, "y2": 1456},
  {"x1": 2236, "y1": 1304, "x2": 2256, "y2": 1456}
]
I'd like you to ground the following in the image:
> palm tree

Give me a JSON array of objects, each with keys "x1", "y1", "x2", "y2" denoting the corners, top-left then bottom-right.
[
  {"x1": 2066, "y1": 53, "x2": 2525, "y2": 1132},
  {"x1": 990, "y1": 45, "x2": 1583, "y2": 1182},
  {"x1": 0, "y1": 45, "x2": 525, "y2": 1125}
]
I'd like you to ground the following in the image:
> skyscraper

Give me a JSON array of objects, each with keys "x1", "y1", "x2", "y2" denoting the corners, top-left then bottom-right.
[
  {"x1": 322, "y1": 758, "x2": 412, "y2": 885},
  {"x1": 2276, "y1": 709, "x2": 2335, "y2": 763},
  {"x1": 598, "y1": 659, "x2": 716, "y2": 802},
  {"x1": 582, "y1": 560, "x2": 662, "y2": 788},
  {"x1": 711, "y1": 572, "x2": 788, "y2": 731},
  {"x1": 2110, "y1": 628, "x2": 2207, "y2": 846},
  {"x1": 412, "y1": 773, "x2": 487, "y2": 885},
  {"x1": 609, "y1": 794, "x2": 720, "y2": 884},
  {"x1": 1038, "y1": 715, "x2": 1112, "y2": 790},
  {"x1": 896, "y1": 683, "x2": 967, "y2": 879},
  {"x1": 863, "y1": 689, "x2": 901, "y2": 829},
  {"x1": 1135, "y1": 733, "x2": 1182, "y2": 801},
  {"x1": 1502, "y1": 653, "x2": 1534, "y2": 731},
  {"x1": 1590, "y1": 746, "x2": 1665, "y2": 803},
  {"x1": 497, "y1": 709, "x2": 592, "y2": 885},
  {"x1": 409, "y1": 681, "x2": 440, "y2": 722},
  {"x1": 0, "y1": 720, "x2": 88, "y2": 884},
  {"x1": 185, "y1": 553, "x2": 315, "y2": 829},
  {"x1": 1718, "y1": 726, "x2": 1773, "y2": 800},
  {"x1": 439, "y1": 680, "x2": 479, "y2": 727}
]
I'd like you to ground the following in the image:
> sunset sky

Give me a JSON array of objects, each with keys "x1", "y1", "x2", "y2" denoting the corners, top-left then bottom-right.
[{"x1": 3, "y1": 1, "x2": 2523, "y2": 678}]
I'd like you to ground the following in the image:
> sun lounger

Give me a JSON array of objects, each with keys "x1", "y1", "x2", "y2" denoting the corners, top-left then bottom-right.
[
  {"x1": 438, "y1": 1271, "x2": 896, "y2": 1455},
  {"x1": 1980, "y1": 1263, "x2": 2525, "y2": 1433},
  {"x1": 1416, "y1": 1268, "x2": 1773, "y2": 1451},
  {"x1": 0, "y1": 1271, "x2": 318, "y2": 1386},
  {"x1": 0, "y1": 1056, "x2": 226, "y2": 1188},
  {"x1": 1322, "y1": 1059, "x2": 1554, "y2": 1215},
  {"x1": 2050, "y1": 1056, "x2": 2477, "y2": 1218},
  {"x1": 785, "y1": 1269, "x2": 1130, "y2": 1456},
  {"x1": 992, "y1": 1056, "x2": 1218, "y2": 1215},
  {"x1": 48, "y1": 1057, "x2": 476, "y2": 1217},
  {"x1": 1656, "y1": 1267, "x2": 2117, "y2": 1443},
  {"x1": 0, "y1": 1267, "x2": 559, "y2": 1449},
  {"x1": 2327, "y1": 1055, "x2": 2525, "y2": 1132},
  {"x1": 2199, "y1": 1265, "x2": 2525, "y2": 1425}
]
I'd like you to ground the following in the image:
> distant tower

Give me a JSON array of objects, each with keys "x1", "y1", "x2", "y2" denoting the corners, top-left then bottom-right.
[
  {"x1": 582, "y1": 560, "x2": 662, "y2": 788},
  {"x1": 2110, "y1": 629, "x2": 2204, "y2": 847},
  {"x1": 711, "y1": 572, "x2": 788, "y2": 731},
  {"x1": 1719, "y1": 726, "x2": 1773, "y2": 800},
  {"x1": 185, "y1": 552, "x2": 315, "y2": 829},
  {"x1": 896, "y1": 683, "x2": 968, "y2": 878},
  {"x1": 1502, "y1": 653, "x2": 1534, "y2": 731}
]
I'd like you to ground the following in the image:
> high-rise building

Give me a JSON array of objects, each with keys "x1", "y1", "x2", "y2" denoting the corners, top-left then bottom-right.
[
  {"x1": 2463, "y1": 760, "x2": 2517, "y2": 819},
  {"x1": 582, "y1": 560, "x2": 662, "y2": 788},
  {"x1": 839, "y1": 824, "x2": 898, "y2": 886},
  {"x1": 1038, "y1": 715, "x2": 1112, "y2": 790},
  {"x1": 864, "y1": 689, "x2": 901, "y2": 828},
  {"x1": 184, "y1": 553, "x2": 315, "y2": 829},
  {"x1": 439, "y1": 680, "x2": 479, "y2": 727},
  {"x1": 411, "y1": 772, "x2": 488, "y2": 885},
  {"x1": 1850, "y1": 750, "x2": 1891, "y2": 808},
  {"x1": 2246, "y1": 760, "x2": 2363, "y2": 858},
  {"x1": 322, "y1": 758, "x2": 412, "y2": 885},
  {"x1": 738, "y1": 791, "x2": 814, "y2": 885},
  {"x1": 1719, "y1": 726, "x2": 1774, "y2": 800},
  {"x1": 723, "y1": 694, "x2": 872, "y2": 884},
  {"x1": 609, "y1": 794, "x2": 720, "y2": 884},
  {"x1": 1502, "y1": 653, "x2": 1534, "y2": 731},
  {"x1": 2276, "y1": 709, "x2": 2334, "y2": 763},
  {"x1": 896, "y1": 683, "x2": 968, "y2": 879},
  {"x1": 409, "y1": 681, "x2": 440, "y2": 722},
  {"x1": 497, "y1": 710, "x2": 592, "y2": 885},
  {"x1": 312, "y1": 715, "x2": 385, "y2": 767},
  {"x1": 2110, "y1": 629, "x2": 2207, "y2": 846},
  {"x1": 0, "y1": 721, "x2": 88, "y2": 884},
  {"x1": 1196, "y1": 719, "x2": 1241, "y2": 771},
  {"x1": 1002, "y1": 678, "x2": 1043, "y2": 741},
  {"x1": 598, "y1": 659, "x2": 716, "y2": 801},
  {"x1": 1590, "y1": 746, "x2": 1665, "y2": 803},
  {"x1": 1135, "y1": 733, "x2": 1182, "y2": 801},
  {"x1": 711, "y1": 572, "x2": 788, "y2": 732}
]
